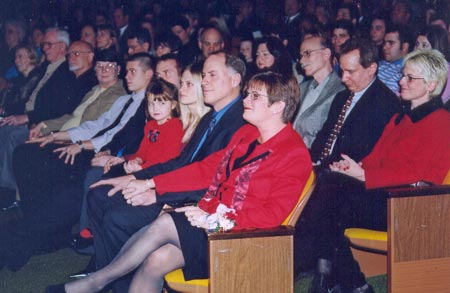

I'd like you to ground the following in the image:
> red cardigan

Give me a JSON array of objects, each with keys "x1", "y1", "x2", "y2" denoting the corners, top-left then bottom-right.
[
  {"x1": 127, "y1": 118, "x2": 183, "y2": 169},
  {"x1": 154, "y1": 124, "x2": 312, "y2": 230},
  {"x1": 362, "y1": 104, "x2": 450, "y2": 189}
]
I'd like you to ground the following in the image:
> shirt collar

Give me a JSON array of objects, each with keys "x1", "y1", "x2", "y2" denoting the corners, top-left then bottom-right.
[
  {"x1": 212, "y1": 95, "x2": 241, "y2": 122},
  {"x1": 47, "y1": 57, "x2": 66, "y2": 72},
  {"x1": 395, "y1": 98, "x2": 443, "y2": 124}
]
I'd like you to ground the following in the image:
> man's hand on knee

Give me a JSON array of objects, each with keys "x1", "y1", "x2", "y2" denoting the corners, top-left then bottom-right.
[{"x1": 90, "y1": 175, "x2": 136, "y2": 196}]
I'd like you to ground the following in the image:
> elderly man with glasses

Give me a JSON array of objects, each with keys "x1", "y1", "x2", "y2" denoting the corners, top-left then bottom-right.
[
  {"x1": 293, "y1": 34, "x2": 345, "y2": 148},
  {"x1": 0, "y1": 28, "x2": 97, "y2": 211}
]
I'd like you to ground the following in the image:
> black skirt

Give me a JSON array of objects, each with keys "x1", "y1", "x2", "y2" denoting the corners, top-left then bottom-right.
[{"x1": 169, "y1": 212, "x2": 209, "y2": 281}]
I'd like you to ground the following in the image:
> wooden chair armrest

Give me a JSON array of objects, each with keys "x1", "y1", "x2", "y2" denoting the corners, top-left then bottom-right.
[
  {"x1": 207, "y1": 226, "x2": 294, "y2": 241},
  {"x1": 386, "y1": 184, "x2": 450, "y2": 198}
]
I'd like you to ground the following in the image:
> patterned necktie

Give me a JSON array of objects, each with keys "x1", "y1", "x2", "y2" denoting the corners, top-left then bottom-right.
[
  {"x1": 207, "y1": 117, "x2": 216, "y2": 136},
  {"x1": 320, "y1": 92, "x2": 354, "y2": 160},
  {"x1": 190, "y1": 114, "x2": 217, "y2": 162}
]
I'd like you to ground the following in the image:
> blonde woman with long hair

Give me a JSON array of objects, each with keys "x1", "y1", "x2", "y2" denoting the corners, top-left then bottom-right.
[{"x1": 179, "y1": 61, "x2": 210, "y2": 145}]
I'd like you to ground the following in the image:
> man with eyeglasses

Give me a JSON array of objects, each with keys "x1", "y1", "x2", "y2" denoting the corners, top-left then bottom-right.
[
  {"x1": 65, "y1": 41, "x2": 98, "y2": 115},
  {"x1": 295, "y1": 38, "x2": 400, "y2": 292},
  {"x1": 82, "y1": 52, "x2": 246, "y2": 292},
  {"x1": 197, "y1": 23, "x2": 225, "y2": 59},
  {"x1": 0, "y1": 29, "x2": 97, "y2": 211},
  {"x1": 155, "y1": 53, "x2": 181, "y2": 88},
  {"x1": 378, "y1": 24, "x2": 412, "y2": 95},
  {"x1": 293, "y1": 35, "x2": 345, "y2": 148},
  {"x1": 0, "y1": 53, "x2": 152, "y2": 271}
]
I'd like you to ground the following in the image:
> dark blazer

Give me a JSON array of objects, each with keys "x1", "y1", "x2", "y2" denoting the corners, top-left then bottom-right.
[
  {"x1": 310, "y1": 78, "x2": 400, "y2": 166},
  {"x1": 282, "y1": 13, "x2": 303, "y2": 58},
  {"x1": 101, "y1": 98, "x2": 147, "y2": 156},
  {"x1": 134, "y1": 97, "x2": 245, "y2": 180},
  {"x1": 27, "y1": 63, "x2": 97, "y2": 125}
]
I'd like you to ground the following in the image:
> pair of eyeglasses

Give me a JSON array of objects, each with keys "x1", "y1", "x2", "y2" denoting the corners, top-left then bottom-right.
[
  {"x1": 66, "y1": 51, "x2": 91, "y2": 58},
  {"x1": 244, "y1": 91, "x2": 270, "y2": 101},
  {"x1": 298, "y1": 48, "x2": 325, "y2": 60},
  {"x1": 95, "y1": 63, "x2": 117, "y2": 72},
  {"x1": 147, "y1": 130, "x2": 160, "y2": 142},
  {"x1": 41, "y1": 41, "x2": 63, "y2": 49},
  {"x1": 401, "y1": 73, "x2": 425, "y2": 83}
]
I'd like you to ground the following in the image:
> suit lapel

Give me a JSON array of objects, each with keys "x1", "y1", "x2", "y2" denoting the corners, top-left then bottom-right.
[{"x1": 341, "y1": 79, "x2": 377, "y2": 129}]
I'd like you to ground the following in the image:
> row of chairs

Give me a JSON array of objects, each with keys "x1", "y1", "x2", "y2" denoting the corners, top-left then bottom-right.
[{"x1": 164, "y1": 170, "x2": 450, "y2": 292}]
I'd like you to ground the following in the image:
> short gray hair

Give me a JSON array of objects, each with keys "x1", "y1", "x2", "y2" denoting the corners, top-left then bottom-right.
[
  {"x1": 46, "y1": 27, "x2": 70, "y2": 47},
  {"x1": 403, "y1": 49, "x2": 448, "y2": 98}
]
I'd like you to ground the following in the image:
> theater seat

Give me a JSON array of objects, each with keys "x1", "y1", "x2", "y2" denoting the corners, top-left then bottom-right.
[
  {"x1": 164, "y1": 171, "x2": 316, "y2": 293},
  {"x1": 345, "y1": 169, "x2": 450, "y2": 290}
]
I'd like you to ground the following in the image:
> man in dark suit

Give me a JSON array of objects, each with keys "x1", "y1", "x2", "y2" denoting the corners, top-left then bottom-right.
[
  {"x1": 0, "y1": 29, "x2": 97, "y2": 208},
  {"x1": 282, "y1": 0, "x2": 303, "y2": 59},
  {"x1": 310, "y1": 38, "x2": 400, "y2": 169},
  {"x1": 295, "y1": 38, "x2": 400, "y2": 293},
  {"x1": 113, "y1": 5, "x2": 131, "y2": 55},
  {"x1": 85, "y1": 52, "x2": 246, "y2": 291},
  {"x1": 0, "y1": 53, "x2": 153, "y2": 272}
]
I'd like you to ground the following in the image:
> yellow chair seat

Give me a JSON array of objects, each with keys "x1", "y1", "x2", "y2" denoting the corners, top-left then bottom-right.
[
  {"x1": 344, "y1": 228, "x2": 387, "y2": 242},
  {"x1": 346, "y1": 170, "x2": 450, "y2": 277},
  {"x1": 345, "y1": 228, "x2": 387, "y2": 252},
  {"x1": 164, "y1": 172, "x2": 316, "y2": 292},
  {"x1": 165, "y1": 269, "x2": 208, "y2": 293}
]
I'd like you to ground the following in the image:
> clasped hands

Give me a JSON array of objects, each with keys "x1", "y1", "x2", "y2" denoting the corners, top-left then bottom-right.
[
  {"x1": 0, "y1": 114, "x2": 28, "y2": 126},
  {"x1": 329, "y1": 154, "x2": 366, "y2": 182},
  {"x1": 91, "y1": 177, "x2": 210, "y2": 229}
]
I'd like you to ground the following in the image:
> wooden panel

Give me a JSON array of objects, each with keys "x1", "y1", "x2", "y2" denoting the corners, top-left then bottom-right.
[
  {"x1": 349, "y1": 247, "x2": 387, "y2": 277},
  {"x1": 209, "y1": 235, "x2": 293, "y2": 293},
  {"x1": 390, "y1": 258, "x2": 450, "y2": 293},
  {"x1": 208, "y1": 226, "x2": 294, "y2": 241},
  {"x1": 389, "y1": 194, "x2": 450, "y2": 262}
]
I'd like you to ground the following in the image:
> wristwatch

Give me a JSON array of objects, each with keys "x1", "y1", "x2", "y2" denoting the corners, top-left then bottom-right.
[{"x1": 77, "y1": 140, "x2": 84, "y2": 150}]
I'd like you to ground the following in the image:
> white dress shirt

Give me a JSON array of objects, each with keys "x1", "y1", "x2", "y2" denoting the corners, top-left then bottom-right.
[{"x1": 67, "y1": 89, "x2": 145, "y2": 152}]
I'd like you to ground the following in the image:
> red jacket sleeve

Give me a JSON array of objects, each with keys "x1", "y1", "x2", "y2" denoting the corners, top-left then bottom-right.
[{"x1": 363, "y1": 112, "x2": 450, "y2": 188}]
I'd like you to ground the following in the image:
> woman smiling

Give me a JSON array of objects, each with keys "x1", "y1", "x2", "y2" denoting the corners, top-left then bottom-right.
[{"x1": 47, "y1": 71, "x2": 312, "y2": 293}]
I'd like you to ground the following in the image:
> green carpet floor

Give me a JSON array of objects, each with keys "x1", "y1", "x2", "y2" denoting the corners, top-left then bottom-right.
[
  {"x1": 0, "y1": 209, "x2": 387, "y2": 292},
  {"x1": 0, "y1": 247, "x2": 387, "y2": 293}
]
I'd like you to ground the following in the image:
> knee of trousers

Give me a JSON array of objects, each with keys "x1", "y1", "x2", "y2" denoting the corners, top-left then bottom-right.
[
  {"x1": 102, "y1": 206, "x2": 137, "y2": 234},
  {"x1": 87, "y1": 185, "x2": 114, "y2": 220}
]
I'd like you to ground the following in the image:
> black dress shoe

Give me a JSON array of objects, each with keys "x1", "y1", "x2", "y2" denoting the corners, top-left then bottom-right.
[
  {"x1": 70, "y1": 256, "x2": 96, "y2": 278},
  {"x1": 46, "y1": 283, "x2": 66, "y2": 293},
  {"x1": 1, "y1": 200, "x2": 20, "y2": 212},
  {"x1": 0, "y1": 189, "x2": 20, "y2": 212},
  {"x1": 69, "y1": 234, "x2": 94, "y2": 255}
]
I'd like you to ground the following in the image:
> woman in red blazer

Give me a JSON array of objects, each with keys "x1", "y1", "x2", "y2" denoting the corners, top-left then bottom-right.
[
  {"x1": 299, "y1": 49, "x2": 450, "y2": 293},
  {"x1": 47, "y1": 72, "x2": 312, "y2": 293}
]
